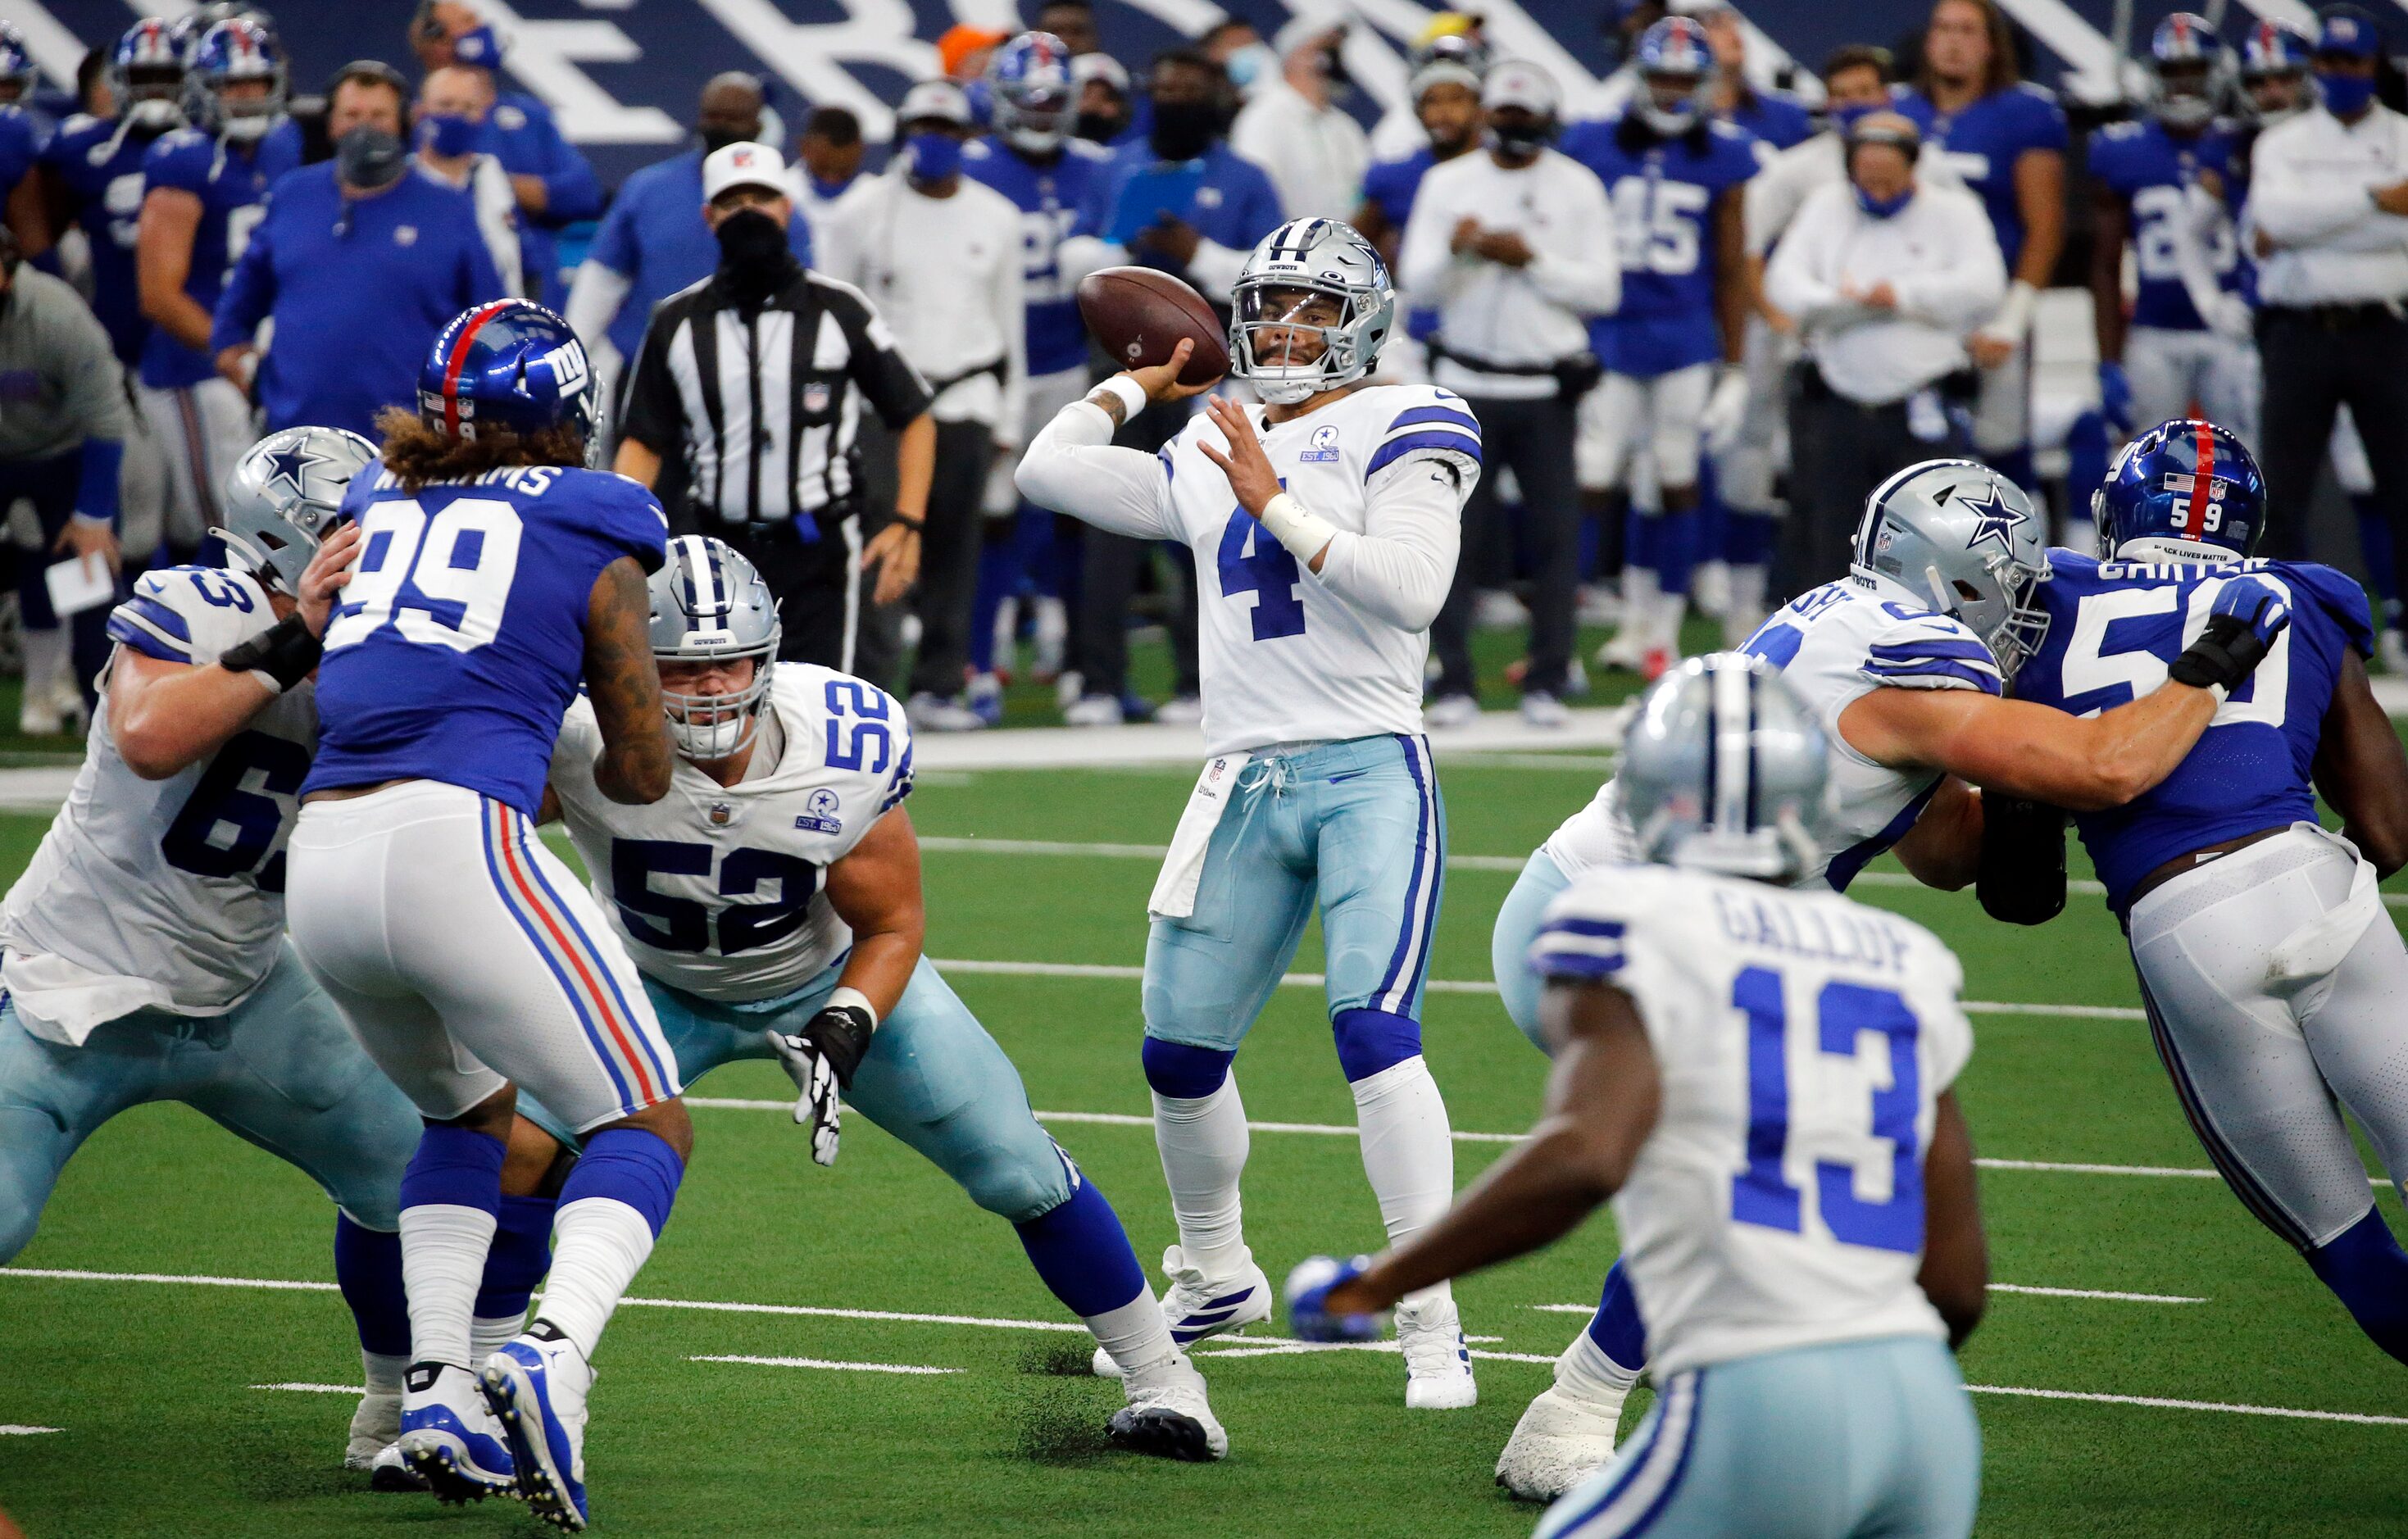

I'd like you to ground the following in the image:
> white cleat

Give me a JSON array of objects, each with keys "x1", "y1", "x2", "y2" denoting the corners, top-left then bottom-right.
[
  {"x1": 481, "y1": 1328, "x2": 593, "y2": 1531},
  {"x1": 2382, "y1": 629, "x2": 2408, "y2": 678},
  {"x1": 396, "y1": 1362, "x2": 516, "y2": 1505},
  {"x1": 368, "y1": 1441, "x2": 429, "y2": 1493},
  {"x1": 1424, "y1": 693, "x2": 1480, "y2": 730},
  {"x1": 1520, "y1": 691, "x2": 1570, "y2": 729},
  {"x1": 906, "y1": 692, "x2": 988, "y2": 733},
  {"x1": 1154, "y1": 695, "x2": 1205, "y2": 726},
  {"x1": 1397, "y1": 1296, "x2": 1478, "y2": 1410},
  {"x1": 1495, "y1": 1380, "x2": 1629, "y2": 1500},
  {"x1": 1092, "y1": 1247, "x2": 1273, "y2": 1379},
  {"x1": 1593, "y1": 628, "x2": 1649, "y2": 673},
  {"x1": 1107, "y1": 1351, "x2": 1229, "y2": 1462},
  {"x1": 345, "y1": 1390, "x2": 400, "y2": 1471},
  {"x1": 1062, "y1": 692, "x2": 1124, "y2": 727}
]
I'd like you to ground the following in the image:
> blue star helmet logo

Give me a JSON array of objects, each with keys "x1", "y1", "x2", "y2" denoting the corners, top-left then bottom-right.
[
  {"x1": 1960, "y1": 486, "x2": 2024, "y2": 553},
  {"x1": 259, "y1": 443, "x2": 325, "y2": 502}
]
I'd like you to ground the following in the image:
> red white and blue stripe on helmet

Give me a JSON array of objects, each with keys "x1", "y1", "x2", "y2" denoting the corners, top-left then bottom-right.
[
  {"x1": 116, "y1": 18, "x2": 182, "y2": 70},
  {"x1": 433, "y1": 298, "x2": 520, "y2": 436},
  {"x1": 2242, "y1": 18, "x2": 2311, "y2": 73},
  {"x1": 1638, "y1": 16, "x2": 1711, "y2": 75},
  {"x1": 2151, "y1": 12, "x2": 2219, "y2": 66}
]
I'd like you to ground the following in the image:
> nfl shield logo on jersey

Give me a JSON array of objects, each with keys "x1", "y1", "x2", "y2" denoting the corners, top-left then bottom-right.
[
  {"x1": 803, "y1": 383, "x2": 831, "y2": 414},
  {"x1": 706, "y1": 801, "x2": 734, "y2": 828},
  {"x1": 796, "y1": 788, "x2": 843, "y2": 835}
]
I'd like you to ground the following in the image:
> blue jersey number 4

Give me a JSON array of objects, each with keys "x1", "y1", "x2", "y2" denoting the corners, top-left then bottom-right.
[{"x1": 1218, "y1": 506, "x2": 1306, "y2": 641}]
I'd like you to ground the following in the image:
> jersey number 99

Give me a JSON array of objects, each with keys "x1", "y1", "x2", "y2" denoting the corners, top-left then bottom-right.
[{"x1": 325, "y1": 497, "x2": 525, "y2": 655}]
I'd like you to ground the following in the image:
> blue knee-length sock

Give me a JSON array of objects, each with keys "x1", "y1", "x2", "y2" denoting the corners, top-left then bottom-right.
[
  {"x1": 471, "y1": 1192, "x2": 557, "y2": 1357},
  {"x1": 2307, "y1": 1209, "x2": 2408, "y2": 1366},
  {"x1": 1016, "y1": 1174, "x2": 1175, "y2": 1373},
  {"x1": 1587, "y1": 1260, "x2": 1647, "y2": 1374},
  {"x1": 334, "y1": 1213, "x2": 411, "y2": 1366}
]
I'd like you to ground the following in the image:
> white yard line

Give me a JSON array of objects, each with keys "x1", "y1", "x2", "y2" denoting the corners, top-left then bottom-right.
[
  {"x1": 251, "y1": 1382, "x2": 363, "y2": 1394},
  {"x1": 693, "y1": 1355, "x2": 959, "y2": 1375},
  {"x1": 0, "y1": 1426, "x2": 61, "y2": 1435},
  {"x1": 1963, "y1": 1384, "x2": 2408, "y2": 1427},
  {"x1": 1983, "y1": 1285, "x2": 2205, "y2": 1304}
]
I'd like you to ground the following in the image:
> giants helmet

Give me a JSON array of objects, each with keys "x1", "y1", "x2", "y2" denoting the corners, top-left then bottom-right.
[
  {"x1": 1633, "y1": 16, "x2": 1712, "y2": 137},
  {"x1": 417, "y1": 299, "x2": 597, "y2": 443},
  {"x1": 2092, "y1": 418, "x2": 2265, "y2": 564},
  {"x1": 2238, "y1": 18, "x2": 2313, "y2": 125},
  {"x1": 0, "y1": 22, "x2": 34, "y2": 107},
  {"x1": 217, "y1": 426, "x2": 377, "y2": 594},
  {"x1": 2147, "y1": 13, "x2": 2231, "y2": 133},
  {"x1": 111, "y1": 19, "x2": 189, "y2": 131},
  {"x1": 1852, "y1": 460, "x2": 2052, "y2": 680},
  {"x1": 650, "y1": 535, "x2": 781, "y2": 760},
  {"x1": 184, "y1": 17, "x2": 285, "y2": 143},
  {"x1": 1620, "y1": 655, "x2": 1829, "y2": 883},
  {"x1": 986, "y1": 32, "x2": 1076, "y2": 154},
  {"x1": 1229, "y1": 218, "x2": 1395, "y2": 406}
]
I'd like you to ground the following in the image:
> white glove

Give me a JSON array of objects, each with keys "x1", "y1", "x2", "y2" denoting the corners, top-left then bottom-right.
[
  {"x1": 2201, "y1": 292, "x2": 2255, "y2": 343},
  {"x1": 1700, "y1": 365, "x2": 1751, "y2": 453},
  {"x1": 762, "y1": 997, "x2": 873, "y2": 1167}
]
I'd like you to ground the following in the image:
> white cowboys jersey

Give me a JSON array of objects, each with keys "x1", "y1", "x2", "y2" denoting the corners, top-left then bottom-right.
[
  {"x1": 0, "y1": 568, "x2": 316, "y2": 1044},
  {"x1": 1543, "y1": 580, "x2": 2004, "y2": 891},
  {"x1": 547, "y1": 665, "x2": 915, "y2": 1004},
  {"x1": 1161, "y1": 383, "x2": 1479, "y2": 755},
  {"x1": 1530, "y1": 863, "x2": 1974, "y2": 1376}
]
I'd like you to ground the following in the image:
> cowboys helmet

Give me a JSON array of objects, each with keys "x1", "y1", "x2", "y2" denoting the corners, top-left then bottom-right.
[
  {"x1": 0, "y1": 22, "x2": 34, "y2": 107},
  {"x1": 651, "y1": 535, "x2": 782, "y2": 760},
  {"x1": 1229, "y1": 219, "x2": 1395, "y2": 406},
  {"x1": 417, "y1": 299, "x2": 597, "y2": 443},
  {"x1": 1852, "y1": 460, "x2": 2051, "y2": 680},
  {"x1": 1633, "y1": 16, "x2": 1713, "y2": 138},
  {"x1": 217, "y1": 426, "x2": 376, "y2": 594},
  {"x1": 2092, "y1": 418, "x2": 2265, "y2": 564},
  {"x1": 111, "y1": 19, "x2": 189, "y2": 131},
  {"x1": 2147, "y1": 13, "x2": 2231, "y2": 133},
  {"x1": 183, "y1": 17, "x2": 285, "y2": 143},
  {"x1": 987, "y1": 32, "x2": 1076, "y2": 154},
  {"x1": 1620, "y1": 655, "x2": 1829, "y2": 883}
]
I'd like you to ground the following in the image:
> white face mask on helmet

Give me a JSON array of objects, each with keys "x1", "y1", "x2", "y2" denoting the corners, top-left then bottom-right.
[{"x1": 650, "y1": 534, "x2": 783, "y2": 761}]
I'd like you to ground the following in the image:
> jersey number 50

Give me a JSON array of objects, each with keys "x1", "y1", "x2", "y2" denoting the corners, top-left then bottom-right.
[
  {"x1": 2059, "y1": 573, "x2": 2292, "y2": 730},
  {"x1": 325, "y1": 497, "x2": 525, "y2": 655}
]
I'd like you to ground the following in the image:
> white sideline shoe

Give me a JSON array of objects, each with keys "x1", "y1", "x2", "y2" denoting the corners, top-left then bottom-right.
[
  {"x1": 345, "y1": 1390, "x2": 399, "y2": 1471},
  {"x1": 1494, "y1": 1355, "x2": 1630, "y2": 1500},
  {"x1": 1424, "y1": 693, "x2": 1479, "y2": 729},
  {"x1": 1397, "y1": 1296, "x2": 1477, "y2": 1410},
  {"x1": 1107, "y1": 1351, "x2": 1229, "y2": 1461}
]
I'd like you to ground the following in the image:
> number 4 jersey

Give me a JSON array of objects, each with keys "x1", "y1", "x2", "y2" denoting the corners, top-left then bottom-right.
[
  {"x1": 1530, "y1": 862, "x2": 1974, "y2": 1376},
  {"x1": 2012, "y1": 550, "x2": 2373, "y2": 913},
  {"x1": 0, "y1": 568, "x2": 312, "y2": 1042},
  {"x1": 546, "y1": 665, "x2": 914, "y2": 1002}
]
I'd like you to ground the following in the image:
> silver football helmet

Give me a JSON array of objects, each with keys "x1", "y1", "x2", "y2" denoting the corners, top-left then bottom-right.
[
  {"x1": 651, "y1": 534, "x2": 781, "y2": 760},
  {"x1": 1229, "y1": 218, "x2": 1395, "y2": 406},
  {"x1": 1851, "y1": 459, "x2": 2051, "y2": 681},
  {"x1": 216, "y1": 424, "x2": 375, "y2": 594},
  {"x1": 1621, "y1": 655, "x2": 1829, "y2": 883}
]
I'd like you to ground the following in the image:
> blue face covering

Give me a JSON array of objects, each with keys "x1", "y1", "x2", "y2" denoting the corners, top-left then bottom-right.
[
  {"x1": 416, "y1": 111, "x2": 479, "y2": 158},
  {"x1": 1856, "y1": 184, "x2": 1914, "y2": 219},
  {"x1": 907, "y1": 131, "x2": 962, "y2": 182},
  {"x1": 2319, "y1": 69, "x2": 2378, "y2": 116},
  {"x1": 1830, "y1": 102, "x2": 1879, "y2": 137},
  {"x1": 452, "y1": 24, "x2": 503, "y2": 69}
]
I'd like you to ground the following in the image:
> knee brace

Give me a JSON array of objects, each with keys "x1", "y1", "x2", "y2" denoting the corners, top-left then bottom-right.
[
  {"x1": 1142, "y1": 1036, "x2": 1235, "y2": 1100},
  {"x1": 1332, "y1": 1008, "x2": 1422, "y2": 1083}
]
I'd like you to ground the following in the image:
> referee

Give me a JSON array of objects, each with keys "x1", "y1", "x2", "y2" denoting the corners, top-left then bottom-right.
[
  {"x1": 614, "y1": 142, "x2": 935, "y2": 674},
  {"x1": 2245, "y1": 5, "x2": 2408, "y2": 569}
]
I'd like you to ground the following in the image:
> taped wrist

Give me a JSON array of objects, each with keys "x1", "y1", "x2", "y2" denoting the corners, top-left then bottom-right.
[
  {"x1": 1976, "y1": 791, "x2": 2067, "y2": 926},
  {"x1": 803, "y1": 987, "x2": 877, "y2": 1088},
  {"x1": 2169, "y1": 613, "x2": 2266, "y2": 692},
  {"x1": 220, "y1": 613, "x2": 322, "y2": 695},
  {"x1": 1258, "y1": 491, "x2": 1338, "y2": 563},
  {"x1": 1093, "y1": 374, "x2": 1148, "y2": 421}
]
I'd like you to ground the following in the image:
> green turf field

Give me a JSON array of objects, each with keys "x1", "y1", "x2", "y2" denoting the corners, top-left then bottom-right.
[{"x1": 4, "y1": 735, "x2": 2407, "y2": 1537}]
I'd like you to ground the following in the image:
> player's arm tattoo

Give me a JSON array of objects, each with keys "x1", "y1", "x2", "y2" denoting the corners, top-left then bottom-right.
[
  {"x1": 1084, "y1": 385, "x2": 1132, "y2": 430},
  {"x1": 584, "y1": 556, "x2": 674, "y2": 805}
]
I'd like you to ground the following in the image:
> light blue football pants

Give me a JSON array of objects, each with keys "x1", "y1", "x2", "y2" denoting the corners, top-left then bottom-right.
[
  {"x1": 0, "y1": 941, "x2": 424, "y2": 1259},
  {"x1": 1143, "y1": 734, "x2": 1445, "y2": 1078},
  {"x1": 523, "y1": 956, "x2": 1073, "y2": 1223},
  {"x1": 1537, "y1": 1336, "x2": 1981, "y2": 1539},
  {"x1": 1493, "y1": 846, "x2": 1576, "y2": 1053}
]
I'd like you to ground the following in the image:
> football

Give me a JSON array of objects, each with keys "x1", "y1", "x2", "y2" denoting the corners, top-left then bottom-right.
[{"x1": 1075, "y1": 266, "x2": 1230, "y2": 387}]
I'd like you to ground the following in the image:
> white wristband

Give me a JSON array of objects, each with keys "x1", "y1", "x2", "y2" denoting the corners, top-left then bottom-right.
[
  {"x1": 1257, "y1": 491, "x2": 1338, "y2": 564},
  {"x1": 1985, "y1": 279, "x2": 2038, "y2": 339},
  {"x1": 827, "y1": 985, "x2": 879, "y2": 1032},
  {"x1": 1093, "y1": 374, "x2": 1149, "y2": 421}
]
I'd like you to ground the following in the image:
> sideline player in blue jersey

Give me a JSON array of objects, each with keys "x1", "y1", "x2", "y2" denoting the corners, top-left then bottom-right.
[
  {"x1": 1564, "y1": 17, "x2": 1758, "y2": 681},
  {"x1": 1696, "y1": 0, "x2": 1813, "y2": 151},
  {"x1": 0, "y1": 23, "x2": 42, "y2": 234},
  {"x1": 285, "y1": 300, "x2": 680, "y2": 1528},
  {"x1": 135, "y1": 18, "x2": 297, "y2": 563},
  {"x1": 38, "y1": 21, "x2": 186, "y2": 369},
  {"x1": 2089, "y1": 16, "x2": 2253, "y2": 446},
  {"x1": 1899, "y1": 0, "x2": 2068, "y2": 495},
  {"x1": 2001, "y1": 420, "x2": 2408, "y2": 1369},
  {"x1": 962, "y1": 32, "x2": 1112, "y2": 717}
]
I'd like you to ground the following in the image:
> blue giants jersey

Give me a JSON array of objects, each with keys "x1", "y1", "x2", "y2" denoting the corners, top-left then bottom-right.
[
  {"x1": 1558, "y1": 116, "x2": 1760, "y2": 376},
  {"x1": 1897, "y1": 84, "x2": 2068, "y2": 271},
  {"x1": 138, "y1": 125, "x2": 300, "y2": 388},
  {"x1": 1725, "y1": 89, "x2": 1814, "y2": 152},
  {"x1": 0, "y1": 107, "x2": 40, "y2": 206},
  {"x1": 962, "y1": 135, "x2": 1113, "y2": 377},
  {"x1": 2088, "y1": 119, "x2": 2242, "y2": 331},
  {"x1": 2012, "y1": 551, "x2": 2374, "y2": 913},
  {"x1": 306, "y1": 465, "x2": 670, "y2": 814},
  {"x1": 41, "y1": 116, "x2": 170, "y2": 365}
]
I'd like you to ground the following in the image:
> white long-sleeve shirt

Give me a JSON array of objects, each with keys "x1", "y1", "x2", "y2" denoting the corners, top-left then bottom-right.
[
  {"x1": 1397, "y1": 148, "x2": 1620, "y2": 399},
  {"x1": 2246, "y1": 103, "x2": 2408, "y2": 306},
  {"x1": 1230, "y1": 80, "x2": 1371, "y2": 220},
  {"x1": 816, "y1": 172, "x2": 1026, "y2": 439},
  {"x1": 1015, "y1": 382, "x2": 1479, "y2": 753},
  {"x1": 415, "y1": 154, "x2": 523, "y2": 298},
  {"x1": 1765, "y1": 180, "x2": 2006, "y2": 405}
]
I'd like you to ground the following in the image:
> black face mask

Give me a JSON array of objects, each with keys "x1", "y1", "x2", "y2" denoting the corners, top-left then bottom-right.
[
  {"x1": 698, "y1": 125, "x2": 749, "y2": 157},
  {"x1": 1149, "y1": 100, "x2": 1220, "y2": 162},
  {"x1": 714, "y1": 207, "x2": 794, "y2": 302},
  {"x1": 1321, "y1": 45, "x2": 1354, "y2": 98},
  {"x1": 1076, "y1": 108, "x2": 1125, "y2": 143},
  {"x1": 335, "y1": 125, "x2": 408, "y2": 191},
  {"x1": 1488, "y1": 119, "x2": 1554, "y2": 160}
]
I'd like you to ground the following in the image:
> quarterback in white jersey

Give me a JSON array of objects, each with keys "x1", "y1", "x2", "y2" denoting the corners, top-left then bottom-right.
[
  {"x1": 1016, "y1": 218, "x2": 1485, "y2": 1408},
  {"x1": 525, "y1": 535, "x2": 1229, "y2": 1461},
  {"x1": 0, "y1": 428, "x2": 429, "y2": 1474},
  {"x1": 1487, "y1": 458, "x2": 2288, "y2": 1500},
  {"x1": 1292, "y1": 658, "x2": 1990, "y2": 1539}
]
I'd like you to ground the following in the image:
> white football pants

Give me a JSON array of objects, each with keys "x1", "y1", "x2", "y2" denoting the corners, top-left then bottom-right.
[
  {"x1": 1579, "y1": 364, "x2": 1711, "y2": 493},
  {"x1": 2124, "y1": 327, "x2": 2261, "y2": 451},
  {"x1": 136, "y1": 377, "x2": 252, "y2": 552}
]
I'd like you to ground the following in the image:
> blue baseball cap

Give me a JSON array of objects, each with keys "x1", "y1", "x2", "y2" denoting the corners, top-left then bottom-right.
[{"x1": 2318, "y1": 5, "x2": 2383, "y2": 59}]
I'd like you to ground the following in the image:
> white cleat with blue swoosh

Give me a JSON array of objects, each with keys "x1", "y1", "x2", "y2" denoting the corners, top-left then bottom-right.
[{"x1": 1091, "y1": 1246, "x2": 1273, "y2": 1379}]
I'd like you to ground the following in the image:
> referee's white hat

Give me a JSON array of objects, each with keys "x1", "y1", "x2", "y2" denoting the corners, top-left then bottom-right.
[{"x1": 703, "y1": 140, "x2": 791, "y2": 202}]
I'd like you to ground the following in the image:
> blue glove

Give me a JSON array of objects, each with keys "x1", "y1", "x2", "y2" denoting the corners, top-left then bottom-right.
[
  {"x1": 2170, "y1": 574, "x2": 2291, "y2": 689},
  {"x1": 2097, "y1": 361, "x2": 2134, "y2": 435},
  {"x1": 2210, "y1": 573, "x2": 2292, "y2": 649},
  {"x1": 1284, "y1": 1255, "x2": 1386, "y2": 1343}
]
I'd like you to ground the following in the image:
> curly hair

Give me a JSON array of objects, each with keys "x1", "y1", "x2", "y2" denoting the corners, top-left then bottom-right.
[{"x1": 373, "y1": 406, "x2": 588, "y2": 493}]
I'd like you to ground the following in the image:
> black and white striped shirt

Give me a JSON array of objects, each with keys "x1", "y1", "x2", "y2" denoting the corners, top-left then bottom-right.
[{"x1": 619, "y1": 266, "x2": 932, "y2": 526}]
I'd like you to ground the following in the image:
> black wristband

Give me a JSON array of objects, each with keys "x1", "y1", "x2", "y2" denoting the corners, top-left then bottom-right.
[
  {"x1": 802, "y1": 1005, "x2": 874, "y2": 1089},
  {"x1": 889, "y1": 510, "x2": 924, "y2": 532},
  {"x1": 1976, "y1": 792, "x2": 2067, "y2": 927},
  {"x1": 219, "y1": 613, "x2": 323, "y2": 695},
  {"x1": 2167, "y1": 613, "x2": 2267, "y2": 692}
]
